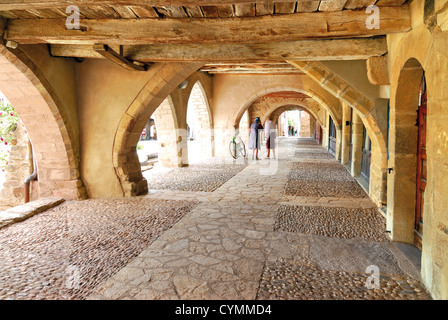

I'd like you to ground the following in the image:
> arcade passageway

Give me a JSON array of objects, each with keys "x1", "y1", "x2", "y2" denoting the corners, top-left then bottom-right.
[{"x1": 0, "y1": 0, "x2": 447, "y2": 300}]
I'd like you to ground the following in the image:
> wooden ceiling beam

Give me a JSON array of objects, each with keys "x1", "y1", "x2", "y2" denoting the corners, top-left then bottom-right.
[
  {"x1": 5, "y1": 5, "x2": 411, "y2": 45},
  {"x1": 50, "y1": 37, "x2": 388, "y2": 62},
  {"x1": 0, "y1": 1, "x2": 300, "y2": 11}
]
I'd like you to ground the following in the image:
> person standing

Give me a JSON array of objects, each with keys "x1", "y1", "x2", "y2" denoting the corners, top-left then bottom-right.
[
  {"x1": 249, "y1": 117, "x2": 263, "y2": 160},
  {"x1": 264, "y1": 117, "x2": 276, "y2": 159}
]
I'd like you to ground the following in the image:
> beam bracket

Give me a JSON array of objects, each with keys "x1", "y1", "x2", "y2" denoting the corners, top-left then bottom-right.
[{"x1": 93, "y1": 44, "x2": 149, "y2": 72}]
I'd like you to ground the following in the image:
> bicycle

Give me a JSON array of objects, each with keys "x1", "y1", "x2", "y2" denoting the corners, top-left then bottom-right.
[{"x1": 229, "y1": 134, "x2": 246, "y2": 159}]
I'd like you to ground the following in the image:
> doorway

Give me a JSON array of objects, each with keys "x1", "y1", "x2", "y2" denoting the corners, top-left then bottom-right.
[{"x1": 414, "y1": 74, "x2": 427, "y2": 251}]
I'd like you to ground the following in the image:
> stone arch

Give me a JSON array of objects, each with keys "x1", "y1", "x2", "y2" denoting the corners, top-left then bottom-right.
[
  {"x1": 186, "y1": 80, "x2": 214, "y2": 161},
  {"x1": 270, "y1": 105, "x2": 319, "y2": 139},
  {"x1": 233, "y1": 87, "x2": 341, "y2": 130},
  {"x1": 388, "y1": 57, "x2": 426, "y2": 244},
  {"x1": 288, "y1": 61, "x2": 386, "y2": 156},
  {"x1": 0, "y1": 45, "x2": 84, "y2": 200},
  {"x1": 264, "y1": 102, "x2": 324, "y2": 129},
  {"x1": 113, "y1": 62, "x2": 202, "y2": 196}
]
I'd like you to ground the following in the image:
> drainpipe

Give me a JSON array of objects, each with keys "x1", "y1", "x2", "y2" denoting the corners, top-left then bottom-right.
[{"x1": 24, "y1": 148, "x2": 37, "y2": 204}]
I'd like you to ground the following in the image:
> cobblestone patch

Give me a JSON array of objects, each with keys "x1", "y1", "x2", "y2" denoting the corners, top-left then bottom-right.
[
  {"x1": 147, "y1": 163, "x2": 247, "y2": 192},
  {"x1": 257, "y1": 262, "x2": 432, "y2": 300},
  {"x1": 285, "y1": 162, "x2": 368, "y2": 198},
  {"x1": 274, "y1": 205, "x2": 389, "y2": 242},
  {"x1": 285, "y1": 180, "x2": 368, "y2": 198},
  {"x1": 294, "y1": 151, "x2": 335, "y2": 160},
  {"x1": 288, "y1": 162, "x2": 354, "y2": 181},
  {"x1": 0, "y1": 198, "x2": 198, "y2": 300}
]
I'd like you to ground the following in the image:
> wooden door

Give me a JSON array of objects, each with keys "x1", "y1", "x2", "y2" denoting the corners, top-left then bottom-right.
[
  {"x1": 348, "y1": 108, "x2": 353, "y2": 167},
  {"x1": 415, "y1": 75, "x2": 427, "y2": 250}
]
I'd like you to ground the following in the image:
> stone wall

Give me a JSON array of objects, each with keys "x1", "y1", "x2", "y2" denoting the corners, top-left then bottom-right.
[{"x1": 387, "y1": 0, "x2": 448, "y2": 299}]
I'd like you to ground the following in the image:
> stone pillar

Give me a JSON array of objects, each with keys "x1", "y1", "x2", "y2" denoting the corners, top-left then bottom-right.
[
  {"x1": 335, "y1": 127, "x2": 342, "y2": 161},
  {"x1": 322, "y1": 112, "x2": 329, "y2": 149},
  {"x1": 0, "y1": 121, "x2": 32, "y2": 209},
  {"x1": 341, "y1": 103, "x2": 352, "y2": 165},
  {"x1": 309, "y1": 116, "x2": 316, "y2": 139},
  {"x1": 153, "y1": 99, "x2": 188, "y2": 168},
  {"x1": 300, "y1": 111, "x2": 311, "y2": 137},
  {"x1": 351, "y1": 110, "x2": 363, "y2": 177}
]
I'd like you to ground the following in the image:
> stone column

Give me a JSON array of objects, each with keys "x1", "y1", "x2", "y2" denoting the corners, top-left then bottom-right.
[
  {"x1": 0, "y1": 121, "x2": 32, "y2": 209},
  {"x1": 309, "y1": 116, "x2": 316, "y2": 139},
  {"x1": 322, "y1": 112, "x2": 329, "y2": 149},
  {"x1": 341, "y1": 103, "x2": 352, "y2": 165},
  {"x1": 300, "y1": 111, "x2": 311, "y2": 137},
  {"x1": 335, "y1": 127, "x2": 342, "y2": 161},
  {"x1": 351, "y1": 110, "x2": 363, "y2": 177}
]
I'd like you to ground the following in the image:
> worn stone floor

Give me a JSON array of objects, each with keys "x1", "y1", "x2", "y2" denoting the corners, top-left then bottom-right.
[
  {"x1": 0, "y1": 137, "x2": 432, "y2": 300},
  {"x1": 90, "y1": 137, "x2": 431, "y2": 300}
]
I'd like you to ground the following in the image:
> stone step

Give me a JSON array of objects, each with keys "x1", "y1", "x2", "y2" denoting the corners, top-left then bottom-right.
[{"x1": 0, "y1": 197, "x2": 65, "y2": 229}]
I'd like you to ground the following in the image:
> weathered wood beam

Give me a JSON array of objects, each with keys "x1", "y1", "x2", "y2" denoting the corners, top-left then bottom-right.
[
  {"x1": 6, "y1": 6, "x2": 411, "y2": 45},
  {"x1": 200, "y1": 64, "x2": 301, "y2": 73},
  {"x1": 0, "y1": 1, "x2": 297, "y2": 11},
  {"x1": 50, "y1": 37, "x2": 388, "y2": 61},
  {"x1": 93, "y1": 44, "x2": 147, "y2": 71}
]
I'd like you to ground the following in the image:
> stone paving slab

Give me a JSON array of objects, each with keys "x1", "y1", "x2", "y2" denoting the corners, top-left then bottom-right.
[{"x1": 0, "y1": 197, "x2": 65, "y2": 230}]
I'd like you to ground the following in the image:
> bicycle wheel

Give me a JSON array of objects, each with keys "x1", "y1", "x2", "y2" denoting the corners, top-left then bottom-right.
[
  {"x1": 238, "y1": 142, "x2": 246, "y2": 158},
  {"x1": 229, "y1": 141, "x2": 237, "y2": 159}
]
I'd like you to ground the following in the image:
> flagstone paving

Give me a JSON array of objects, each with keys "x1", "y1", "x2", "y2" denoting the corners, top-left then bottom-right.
[{"x1": 0, "y1": 137, "x2": 432, "y2": 300}]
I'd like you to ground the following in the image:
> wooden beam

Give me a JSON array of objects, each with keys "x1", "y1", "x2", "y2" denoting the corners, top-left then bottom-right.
[
  {"x1": 0, "y1": 1, "x2": 298, "y2": 11},
  {"x1": 200, "y1": 64, "x2": 301, "y2": 73},
  {"x1": 6, "y1": 6, "x2": 411, "y2": 45},
  {"x1": 93, "y1": 44, "x2": 147, "y2": 71},
  {"x1": 50, "y1": 37, "x2": 388, "y2": 62}
]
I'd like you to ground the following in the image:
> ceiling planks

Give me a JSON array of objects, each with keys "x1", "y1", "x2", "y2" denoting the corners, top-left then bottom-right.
[{"x1": 5, "y1": 5, "x2": 411, "y2": 45}]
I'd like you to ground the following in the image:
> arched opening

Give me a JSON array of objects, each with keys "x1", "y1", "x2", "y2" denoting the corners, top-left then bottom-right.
[
  {"x1": 0, "y1": 46, "x2": 83, "y2": 201},
  {"x1": 233, "y1": 89, "x2": 341, "y2": 130},
  {"x1": 389, "y1": 58, "x2": 427, "y2": 249},
  {"x1": 186, "y1": 81, "x2": 213, "y2": 163},
  {"x1": 0, "y1": 94, "x2": 32, "y2": 209},
  {"x1": 135, "y1": 96, "x2": 185, "y2": 187},
  {"x1": 112, "y1": 62, "x2": 201, "y2": 196}
]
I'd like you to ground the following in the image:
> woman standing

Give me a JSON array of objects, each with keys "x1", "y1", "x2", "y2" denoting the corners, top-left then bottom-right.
[
  {"x1": 264, "y1": 116, "x2": 276, "y2": 159},
  {"x1": 249, "y1": 117, "x2": 263, "y2": 160}
]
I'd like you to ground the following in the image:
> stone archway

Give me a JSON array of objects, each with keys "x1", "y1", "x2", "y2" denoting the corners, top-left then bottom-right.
[
  {"x1": 186, "y1": 81, "x2": 214, "y2": 162},
  {"x1": 270, "y1": 106, "x2": 319, "y2": 139},
  {"x1": 0, "y1": 45, "x2": 84, "y2": 200},
  {"x1": 112, "y1": 62, "x2": 202, "y2": 196},
  {"x1": 233, "y1": 87, "x2": 341, "y2": 130},
  {"x1": 388, "y1": 58, "x2": 426, "y2": 244}
]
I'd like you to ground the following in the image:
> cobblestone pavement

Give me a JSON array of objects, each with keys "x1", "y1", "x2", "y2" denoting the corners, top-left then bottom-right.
[
  {"x1": 89, "y1": 138, "x2": 431, "y2": 300},
  {"x1": 0, "y1": 137, "x2": 432, "y2": 300},
  {"x1": 0, "y1": 198, "x2": 198, "y2": 300}
]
